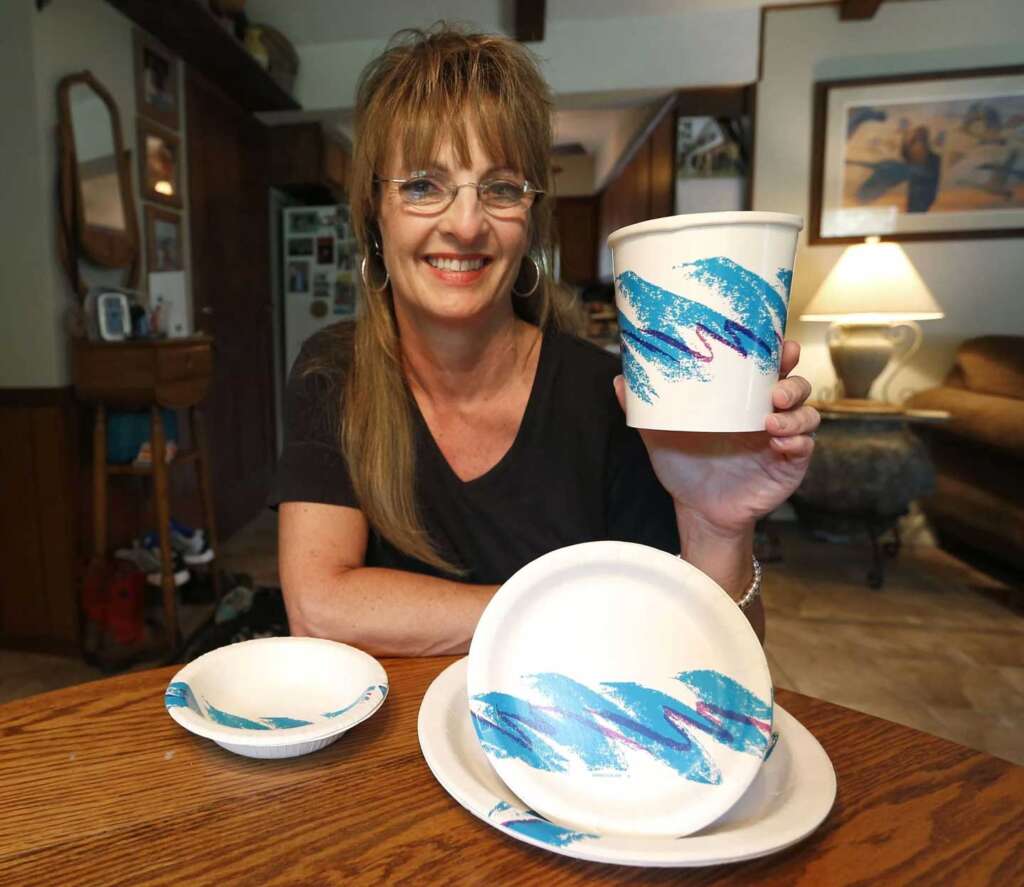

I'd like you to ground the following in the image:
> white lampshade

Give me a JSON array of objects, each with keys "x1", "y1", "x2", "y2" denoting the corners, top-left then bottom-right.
[{"x1": 800, "y1": 237, "x2": 943, "y2": 323}]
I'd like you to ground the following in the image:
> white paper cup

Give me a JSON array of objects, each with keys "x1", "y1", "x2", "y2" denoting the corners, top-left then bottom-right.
[{"x1": 608, "y1": 211, "x2": 803, "y2": 432}]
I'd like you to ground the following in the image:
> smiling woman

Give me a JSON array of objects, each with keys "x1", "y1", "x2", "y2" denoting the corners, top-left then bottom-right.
[{"x1": 269, "y1": 24, "x2": 819, "y2": 657}]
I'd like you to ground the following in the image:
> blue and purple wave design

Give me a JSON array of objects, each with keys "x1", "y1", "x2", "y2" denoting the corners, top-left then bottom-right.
[
  {"x1": 471, "y1": 669, "x2": 772, "y2": 785},
  {"x1": 165, "y1": 681, "x2": 387, "y2": 730},
  {"x1": 616, "y1": 257, "x2": 793, "y2": 404},
  {"x1": 487, "y1": 801, "x2": 597, "y2": 848}
]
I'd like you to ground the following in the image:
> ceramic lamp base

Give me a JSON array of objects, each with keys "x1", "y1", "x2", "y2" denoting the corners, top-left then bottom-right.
[{"x1": 826, "y1": 321, "x2": 921, "y2": 402}]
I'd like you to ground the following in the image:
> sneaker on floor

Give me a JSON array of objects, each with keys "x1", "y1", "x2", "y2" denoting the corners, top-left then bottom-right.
[
  {"x1": 145, "y1": 558, "x2": 190, "y2": 588},
  {"x1": 115, "y1": 542, "x2": 190, "y2": 588},
  {"x1": 173, "y1": 522, "x2": 212, "y2": 565},
  {"x1": 169, "y1": 518, "x2": 205, "y2": 554},
  {"x1": 179, "y1": 534, "x2": 214, "y2": 565},
  {"x1": 141, "y1": 525, "x2": 215, "y2": 566},
  {"x1": 114, "y1": 542, "x2": 161, "y2": 574}
]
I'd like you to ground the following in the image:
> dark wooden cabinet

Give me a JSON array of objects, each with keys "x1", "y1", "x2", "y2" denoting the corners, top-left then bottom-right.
[
  {"x1": 599, "y1": 109, "x2": 678, "y2": 255},
  {"x1": 0, "y1": 389, "x2": 79, "y2": 652},
  {"x1": 187, "y1": 69, "x2": 277, "y2": 542},
  {"x1": 103, "y1": 0, "x2": 297, "y2": 113},
  {"x1": 72, "y1": 337, "x2": 213, "y2": 409},
  {"x1": 554, "y1": 196, "x2": 600, "y2": 285},
  {"x1": 269, "y1": 122, "x2": 350, "y2": 194}
]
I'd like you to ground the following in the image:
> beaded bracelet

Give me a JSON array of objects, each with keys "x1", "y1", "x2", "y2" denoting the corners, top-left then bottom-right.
[{"x1": 679, "y1": 554, "x2": 762, "y2": 610}]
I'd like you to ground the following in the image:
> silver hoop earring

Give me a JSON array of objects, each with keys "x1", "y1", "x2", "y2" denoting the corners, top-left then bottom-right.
[
  {"x1": 512, "y1": 255, "x2": 541, "y2": 297},
  {"x1": 360, "y1": 254, "x2": 390, "y2": 293}
]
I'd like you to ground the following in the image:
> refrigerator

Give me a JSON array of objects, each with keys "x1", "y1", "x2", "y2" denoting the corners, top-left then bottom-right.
[{"x1": 281, "y1": 204, "x2": 359, "y2": 377}]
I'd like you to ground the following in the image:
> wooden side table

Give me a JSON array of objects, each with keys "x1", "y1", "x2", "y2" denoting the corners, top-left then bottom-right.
[
  {"x1": 73, "y1": 337, "x2": 219, "y2": 648},
  {"x1": 792, "y1": 402, "x2": 950, "y2": 588}
]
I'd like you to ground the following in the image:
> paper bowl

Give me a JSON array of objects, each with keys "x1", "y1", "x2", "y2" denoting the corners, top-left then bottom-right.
[{"x1": 164, "y1": 637, "x2": 388, "y2": 759}]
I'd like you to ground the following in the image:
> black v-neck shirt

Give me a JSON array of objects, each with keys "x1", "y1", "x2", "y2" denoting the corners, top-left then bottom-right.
[{"x1": 270, "y1": 324, "x2": 678, "y2": 585}]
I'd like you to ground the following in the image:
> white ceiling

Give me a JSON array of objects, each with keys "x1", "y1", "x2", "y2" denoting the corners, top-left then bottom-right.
[
  {"x1": 246, "y1": 0, "x2": 829, "y2": 189},
  {"x1": 245, "y1": 0, "x2": 826, "y2": 47},
  {"x1": 553, "y1": 104, "x2": 666, "y2": 155}
]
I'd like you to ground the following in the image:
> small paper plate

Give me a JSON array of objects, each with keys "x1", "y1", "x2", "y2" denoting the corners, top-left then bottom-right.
[
  {"x1": 165, "y1": 637, "x2": 388, "y2": 758},
  {"x1": 467, "y1": 541, "x2": 773, "y2": 837},
  {"x1": 421, "y1": 658, "x2": 836, "y2": 867}
]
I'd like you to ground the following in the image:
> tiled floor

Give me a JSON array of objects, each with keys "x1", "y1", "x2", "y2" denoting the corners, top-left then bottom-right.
[
  {"x1": 3, "y1": 511, "x2": 1022, "y2": 765},
  {"x1": 760, "y1": 522, "x2": 1023, "y2": 765}
]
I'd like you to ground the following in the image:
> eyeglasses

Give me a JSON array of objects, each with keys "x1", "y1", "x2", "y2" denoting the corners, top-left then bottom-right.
[{"x1": 375, "y1": 172, "x2": 544, "y2": 214}]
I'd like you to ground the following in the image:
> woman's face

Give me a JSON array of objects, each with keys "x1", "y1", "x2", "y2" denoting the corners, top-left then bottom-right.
[{"x1": 374, "y1": 121, "x2": 531, "y2": 330}]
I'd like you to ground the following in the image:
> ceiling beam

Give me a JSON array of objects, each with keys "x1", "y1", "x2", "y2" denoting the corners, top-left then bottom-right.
[
  {"x1": 514, "y1": 0, "x2": 546, "y2": 43},
  {"x1": 839, "y1": 0, "x2": 885, "y2": 20}
]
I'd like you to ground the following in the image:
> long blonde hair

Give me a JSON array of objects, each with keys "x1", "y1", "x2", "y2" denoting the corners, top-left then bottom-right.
[{"x1": 323, "y1": 24, "x2": 577, "y2": 573}]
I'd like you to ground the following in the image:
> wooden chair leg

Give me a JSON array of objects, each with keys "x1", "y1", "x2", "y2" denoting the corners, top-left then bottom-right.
[
  {"x1": 150, "y1": 406, "x2": 179, "y2": 647},
  {"x1": 191, "y1": 406, "x2": 221, "y2": 599},
  {"x1": 92, "y1": 404, "x2": 107, "y2": 562}
]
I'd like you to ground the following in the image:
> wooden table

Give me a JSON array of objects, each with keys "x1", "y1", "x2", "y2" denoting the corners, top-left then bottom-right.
[{"x1": 2, "y1": 657, "x2": 1021, "y2": 885}]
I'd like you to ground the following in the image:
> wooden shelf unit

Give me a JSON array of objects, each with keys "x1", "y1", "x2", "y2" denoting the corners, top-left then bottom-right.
[
  {"x1": 107, "y1": 449, "x2": 201, "y2": 475},
  {"x1": 73, "y1": 337, "x2": 220, "y2": 649},
  {"x1": 104, "y1": 0, "x2": 299, "y2": 113}
]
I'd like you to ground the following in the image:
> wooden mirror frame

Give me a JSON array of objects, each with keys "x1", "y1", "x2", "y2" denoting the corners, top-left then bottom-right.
[{"x1": 57, "y1": 71, "x2": 140, "y2": 298}]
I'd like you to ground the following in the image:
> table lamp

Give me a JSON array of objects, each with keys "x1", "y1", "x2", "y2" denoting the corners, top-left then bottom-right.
[{"x1": 800, "y1": 236, "x2": 943, "y2": 412}]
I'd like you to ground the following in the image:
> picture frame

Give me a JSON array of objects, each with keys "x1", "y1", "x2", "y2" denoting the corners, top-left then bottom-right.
[
  {"x1": 287, "y1": 260, "x2": 310, "y2": 294},
  {"x1": 333, "y1": 277, "x2": 357, "y2": 317},
  {"x1": 144, "y1": 205, "x2": 184, "y2": 272},
  {"x1": 809, "y1": 65, "x2": 1024, "y2": 244},
  {"x1": 287, "y1": 237, "x2": 314, "y2": 257},
  {"x1": 96, "y1": 291, "x2": 131, "y2": 341},
  {"x1": 316, "y1": 235, "x2": 335, "y2": 266},
  {"x1": 137, "y1": 119, "x2": 183, "y2": 208},
  {"x1": 288, "y1": 210, "x2": 320, "y2": 234},
  {"x1": 133, "y1": 30, "x2": 179, "y2": 131}
]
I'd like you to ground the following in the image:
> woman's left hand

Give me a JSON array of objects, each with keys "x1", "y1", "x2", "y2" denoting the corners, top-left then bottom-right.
[{"x1": 615, "y1": 340, "x2": 820, "y2": 536}]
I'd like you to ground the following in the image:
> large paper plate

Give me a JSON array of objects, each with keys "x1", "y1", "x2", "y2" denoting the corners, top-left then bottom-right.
[
  {"x1": 466, "y1": 541, "x2": 773, "y2": 837},
  {"x1": 421, "y1": 658, "x2": 836, "y2": 867}
]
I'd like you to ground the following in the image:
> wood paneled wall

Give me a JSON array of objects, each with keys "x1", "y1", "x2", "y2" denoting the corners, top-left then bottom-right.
[
  {"x1": 598, "y1": 108, "x2": 677, "y2": 258},
  {"x1": 554, "y1": 196, "x2": 600, "y2": 285},
  {"x1": 0, "y1": 391, "x2": 80, "y2": 651},
  {"x1": 187, "y1": 70, "x2": 277, "y2": 541},
  {"x1": 268, "y1": 122, "x2": 349, "y2": 195}
]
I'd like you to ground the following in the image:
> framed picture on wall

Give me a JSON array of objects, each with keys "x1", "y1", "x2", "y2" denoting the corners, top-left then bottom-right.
[
  {"x1": 137, "y1": 119, "x2": 183, "y2": 208},
  {"x1": 144, "y1": 205, "x2": 184, "y2": 272},
  {"x1": 809, "y1": 65, "x2": 1024, "y2": 244},
  {"x1": 133, "y1": 30, "x2": 179, "y2": 131}
]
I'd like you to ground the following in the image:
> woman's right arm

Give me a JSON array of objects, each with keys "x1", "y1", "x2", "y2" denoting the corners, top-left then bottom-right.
[{"x1": 278, "y1": 501, "x2": 498, "y2": 658}]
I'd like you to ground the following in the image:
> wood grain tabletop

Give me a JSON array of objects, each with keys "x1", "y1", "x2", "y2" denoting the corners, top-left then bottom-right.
[{"x1": 1, "y1": 656, "x2": 1021, "y2": 886}]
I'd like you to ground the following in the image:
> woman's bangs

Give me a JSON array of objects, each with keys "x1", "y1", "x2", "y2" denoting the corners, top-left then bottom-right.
[{"x1": 387, "y1": 93, "x2": 528, "y2": 178}]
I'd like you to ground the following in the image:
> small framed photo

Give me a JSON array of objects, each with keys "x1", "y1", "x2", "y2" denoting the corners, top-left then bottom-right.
[
  {"x1": 810, "y1": 65, "x2": 1024, "y2": 243},
  {"x1": 316, "y1": 236, "x2": 335, "y2": 265},
  {"x1": 96, "y1": 291, "x2": 131, "y2": 341},
  {"x1": 335, "y1": 204, "x2": 351, "y2": 238},
  {"x1": 287, "y1": 237, "x2": 314, "y2": 257},
  {"x1": 287, "y1": 261, "x2": 309, "y2": 293},
  {"x1": 134, "y1": 30, "x2": 179, "y2": 131},
  {"x1": 138, "y1": 119, "x2": 183, "y2": 208},
  {"x1": 289, "y1": 210, "x2": 320, "y2": 234},
  {"x1": 144, "y1": 205, "x2": 183, "y2": 272},
  {"x1": 333, "y1": 277, "x2": 357, "y2": 316}
]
